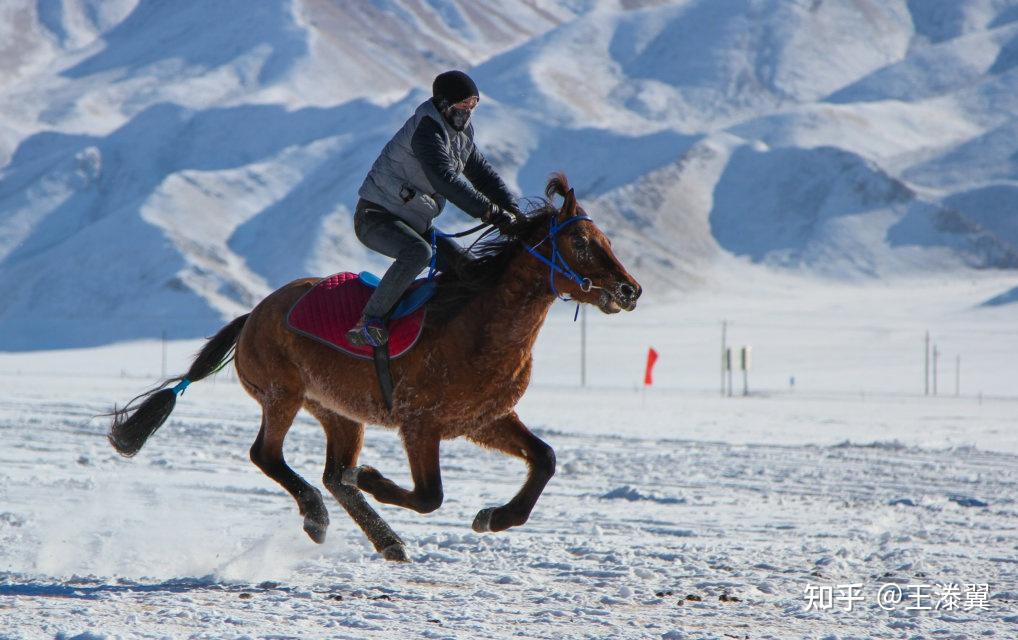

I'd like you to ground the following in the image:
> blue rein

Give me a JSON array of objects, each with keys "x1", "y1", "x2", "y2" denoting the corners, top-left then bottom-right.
[
  {"x1": 427, "y1": 221, "x2": 492, "y2": 280},
  {"x1": 427, "y1": 229, "x2": 451, "y2": 281},
  {"x1": 427, "y1": 214, "x2": 594, "y2": 319}
]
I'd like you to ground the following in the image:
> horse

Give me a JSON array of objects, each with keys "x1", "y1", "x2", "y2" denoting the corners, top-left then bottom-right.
[{"x1": 106, "y1": 173, "x2": 642, "y2": 561}]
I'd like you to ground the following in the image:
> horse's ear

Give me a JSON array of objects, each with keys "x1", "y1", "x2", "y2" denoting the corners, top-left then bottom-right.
[{"x1": 562, "y1": 187, "x2": 578, "y2": 217}]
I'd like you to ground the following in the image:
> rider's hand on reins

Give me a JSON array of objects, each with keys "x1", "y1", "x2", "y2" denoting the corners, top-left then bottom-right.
[{"x1": 486, "y1": 204, "x2": 519, "y2": 235}]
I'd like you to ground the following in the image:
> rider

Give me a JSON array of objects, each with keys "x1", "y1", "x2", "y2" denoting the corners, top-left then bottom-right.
[{"x1": 347, "y1": 70, "x2": 522, "y2": 347}]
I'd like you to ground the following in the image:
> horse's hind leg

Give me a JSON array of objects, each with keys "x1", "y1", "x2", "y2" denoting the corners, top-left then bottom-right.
[
  {"x1": 304, "y1": 400, "x2": 407, "y2": 562},
  {"x1": 249, "y1": 392, "x2": 329, "y2": 543},
  {"x1": 467, "y1": 412, "x2": 556, "y2": 533}
]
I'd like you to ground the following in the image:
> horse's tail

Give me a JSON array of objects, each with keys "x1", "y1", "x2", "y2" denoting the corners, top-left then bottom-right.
[{"x1": 107, "y1": 314, "x2": 250, "y2": 457}]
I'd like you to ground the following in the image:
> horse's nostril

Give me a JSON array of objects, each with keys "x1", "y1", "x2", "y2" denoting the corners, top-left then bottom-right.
[{"x1": 619, "y1": 284, "x2": 635, "y2": 300}]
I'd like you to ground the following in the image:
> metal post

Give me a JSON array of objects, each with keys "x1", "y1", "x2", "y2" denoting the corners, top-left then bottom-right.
[
  {"x1": 933, "y1": 344, "x2": 939, "y2": 396},
  {"x1": 580, "y1": 305, "x2": 587, "y2": 387},
  {"x1": 924, "y1": 331, "x2": 930, "y2": 396},
  {"x1": 741, "y1": 346, "x2": 751, "y2": 397},
  {"x1": 726, "y1": 348, "x2": 733, "y2": 397},
  {"x1": 721, "y1": 320, "x2": 727, "y2": 397}
]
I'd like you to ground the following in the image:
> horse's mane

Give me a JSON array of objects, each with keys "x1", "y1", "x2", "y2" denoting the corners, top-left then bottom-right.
[
  {"x1": 424, "y1": 173, "x2": 573, "y2": 327},
  {"x1": 423, "y1": 204, "x2": 552, "y2": 327}
]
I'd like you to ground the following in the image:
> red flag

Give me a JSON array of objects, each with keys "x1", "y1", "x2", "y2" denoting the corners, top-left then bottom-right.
[{"x1": 644, "y1": 347, "x2": 659, "y2": 386}]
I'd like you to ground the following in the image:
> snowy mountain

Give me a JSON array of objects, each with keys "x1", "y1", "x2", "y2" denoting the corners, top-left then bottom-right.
[{"x1": 1, "y1": 0, "x2": 1017, "y2": 349}]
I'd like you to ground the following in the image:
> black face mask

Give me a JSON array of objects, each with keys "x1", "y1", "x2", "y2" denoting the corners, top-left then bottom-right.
[{"x1": 446, "y1": 106, "x2": 471, "y2": 131}]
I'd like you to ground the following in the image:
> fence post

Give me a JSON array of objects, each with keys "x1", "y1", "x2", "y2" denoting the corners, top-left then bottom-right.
[
  {"x1": 741, "y1": 346, "x2": 752, "y2": 396},
  {"x1": 725, "y1": 348, "x2": 733, "y2": 397}
]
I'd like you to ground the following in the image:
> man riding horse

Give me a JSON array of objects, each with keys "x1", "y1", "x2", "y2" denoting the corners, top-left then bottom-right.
[
  {"x1": 347, "y1": 70, "x2": 521, "y2": 347},
  {"x1": 106, "y1": 71, "x2": 643, "y2": 562}
]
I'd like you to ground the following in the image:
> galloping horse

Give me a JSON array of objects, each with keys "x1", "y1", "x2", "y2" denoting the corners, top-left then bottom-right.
[{"x1": 107, "y1": 173, "x2": 641, "y2": 561}]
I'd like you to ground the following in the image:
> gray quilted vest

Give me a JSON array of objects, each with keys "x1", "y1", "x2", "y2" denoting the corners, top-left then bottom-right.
[{"x1": 358, "y1": 99, "x2": 474, "y2": 234}]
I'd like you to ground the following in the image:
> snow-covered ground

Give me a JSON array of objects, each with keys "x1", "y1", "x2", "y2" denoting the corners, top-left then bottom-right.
[{"x1": 1, "y1": 275, "x2": 1015, "y2": 639}]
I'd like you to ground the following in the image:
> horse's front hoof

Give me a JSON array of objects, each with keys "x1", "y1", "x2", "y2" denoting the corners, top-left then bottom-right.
[
  {"x1": 381, "y1": 543, "x2": 409, "y2": 562},
  {"x1": 303, "y1": 514, "x2": 329, "y2": 544},
  {"x1": 472, "y1": 507, "x2": 496, "y2": 533}
]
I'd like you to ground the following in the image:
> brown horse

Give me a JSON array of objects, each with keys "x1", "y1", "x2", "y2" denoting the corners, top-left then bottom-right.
[{"x1": 107, "y1": 173, "x2": 641, "y2": 561}]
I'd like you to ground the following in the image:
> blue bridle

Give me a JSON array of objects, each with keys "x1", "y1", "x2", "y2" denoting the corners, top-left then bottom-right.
[
  {"x1": 522, "y1": 214, "x2": 593, "y2": 301},
  {"x1": 427, "y1": 214, "x2": 595, "y2": 319}
]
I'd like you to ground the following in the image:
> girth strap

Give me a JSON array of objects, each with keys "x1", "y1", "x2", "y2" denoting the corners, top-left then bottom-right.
[{"x1": 372, "y1": 344, "x2": 395, "y2": 412}]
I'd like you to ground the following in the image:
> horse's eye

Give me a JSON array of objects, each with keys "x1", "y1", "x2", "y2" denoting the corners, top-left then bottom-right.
[{"x1": 572, "y1": 236, "x2": 589, "y2": 251}]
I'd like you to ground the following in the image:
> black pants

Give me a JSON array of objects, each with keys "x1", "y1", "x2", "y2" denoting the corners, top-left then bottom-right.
[{"x1": 353, "y1": 199, "x2": 465, "y2": 318}]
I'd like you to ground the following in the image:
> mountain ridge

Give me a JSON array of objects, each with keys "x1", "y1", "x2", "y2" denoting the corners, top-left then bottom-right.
[{"x1": 1, "y1": 0, "x2": 1016, "y2": 349}]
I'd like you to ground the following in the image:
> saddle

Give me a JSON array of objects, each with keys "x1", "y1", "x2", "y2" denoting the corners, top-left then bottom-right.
[
  {"x1": 286, "y1": 271, "x2": 437, "y2": 412},
  {"x1": 286, "y1": 271, "x2": 435, "y2": 360}
]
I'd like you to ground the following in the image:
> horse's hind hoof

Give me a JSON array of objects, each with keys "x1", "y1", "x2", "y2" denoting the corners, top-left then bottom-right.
[
  {"x1": 303, "y1": 514, "x2": 329, "y2": 544},
  {"x1": 381, "y1": 543, "x2": 409, "y2": 562},
  {"x1": 472, "y1": 507, "x2": 496, "y2": 533}
]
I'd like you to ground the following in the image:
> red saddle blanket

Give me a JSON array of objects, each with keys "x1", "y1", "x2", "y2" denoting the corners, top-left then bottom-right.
[{"x1": 286, "y1": 272, "x2": 425, "y2": 360}]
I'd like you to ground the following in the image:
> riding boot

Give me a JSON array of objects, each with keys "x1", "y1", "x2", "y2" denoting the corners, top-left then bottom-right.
[{"x1": 346, "y1": 314, "x2": 388, "y2": 347}]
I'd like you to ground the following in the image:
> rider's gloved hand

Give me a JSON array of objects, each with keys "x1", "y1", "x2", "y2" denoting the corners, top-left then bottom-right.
[{"x1": 486, "y1": 203, "x2": 519, "y2": 234}]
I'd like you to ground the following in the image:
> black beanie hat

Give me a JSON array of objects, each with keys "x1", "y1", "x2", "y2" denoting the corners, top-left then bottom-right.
[{"x1": 432, "y1": 70, "x2": 479, "y2": 105}]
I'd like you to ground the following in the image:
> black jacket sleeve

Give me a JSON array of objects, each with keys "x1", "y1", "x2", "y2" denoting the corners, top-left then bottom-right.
[
  {"x1": 411, "y1": 116, "x2": 514, "y2": 219},
  {"x1": 463, "y1": 146, "x2": 516, "y2": 212}
]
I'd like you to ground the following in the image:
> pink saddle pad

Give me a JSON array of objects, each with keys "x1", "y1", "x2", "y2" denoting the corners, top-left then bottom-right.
[{"x1": 286, "y1": 272, "x2": 425, "y2": 360}]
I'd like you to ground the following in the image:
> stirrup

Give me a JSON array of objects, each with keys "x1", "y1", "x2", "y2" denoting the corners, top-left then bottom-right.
[{"x1": 346, "y1": 315, "x2": 388, "y2": 347}]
